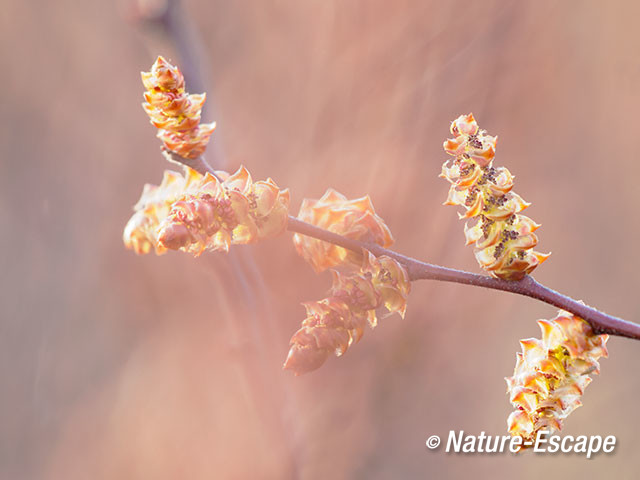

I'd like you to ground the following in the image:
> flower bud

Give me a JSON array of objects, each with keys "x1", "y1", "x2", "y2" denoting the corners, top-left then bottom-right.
[
  {"x1": 124, "y1": 165, "x2": 288, "y2": 256},
  {"x1": 141, "y1": 56, "x2": 215, "y2": 159},
  {"x1": 505, "y1": 310, "x2": 608, "y2": 446},
  {"x1": 156, "y1": 166, "x2": 290, "y2": 255},
  {"x1": 293, "y1": 189, "x2": 394, "y2": 272},
  {"x1": 441, "y1": 114, "x2": 549, "y2": 280},
  {"x1": 284, "y1": 252, "x2": 410, "y2": 375},
  {"x1": 123, "y1": 167, "x2": 203, "y2": 255}
]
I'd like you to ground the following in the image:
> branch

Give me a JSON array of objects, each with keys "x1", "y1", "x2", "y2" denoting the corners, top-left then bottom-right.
[
  {"x1": 286, "y1": 217, "x2": 640, "y2": 340},
  {"x1": 173, "y1": 154, "x2": 640, "y2": 341}
]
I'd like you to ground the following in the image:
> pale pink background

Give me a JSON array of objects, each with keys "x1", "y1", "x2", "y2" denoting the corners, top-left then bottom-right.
[{"x1": 2, "y1": 1, "x2": 639, "y2": 478}]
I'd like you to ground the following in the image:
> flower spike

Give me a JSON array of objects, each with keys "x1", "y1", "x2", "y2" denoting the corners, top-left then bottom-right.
[
  {"x1": 123, "y1": 167, "x2": 204, "y2": 255},
  {"x1": 505, "y1": 310, "x2": 608, "y2": 446},
  {"x1": 293, "y1": 189, "x2": 394, "y2": 272},
  {"x1": 156, "y1": 166, "x2": 290, "y2": 255},
  {"x1": 441, "y1": 113, "x2": 550, "y2": 280},
  {"x1": 123, "y1": 166, "x2": 289, "y2": 256},
  {"x1": 284, "y1": 251, "x2": 410, "y2": 375},
  {"x1": 142, "y1": 56, "x2": 215, "y2": 159}
]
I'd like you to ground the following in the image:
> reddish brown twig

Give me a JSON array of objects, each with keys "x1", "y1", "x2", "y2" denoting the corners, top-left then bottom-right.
[
  {"x1": 175, "y1": 153, "x2": 640, "y2": 341},
  {"x1": 286, "y1": 217, "x2": 640, "y2": 340}
]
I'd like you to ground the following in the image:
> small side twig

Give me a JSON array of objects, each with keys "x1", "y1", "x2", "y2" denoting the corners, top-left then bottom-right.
[{"x1": 161, "y1": 148, "x2": 220, "y2": 180}]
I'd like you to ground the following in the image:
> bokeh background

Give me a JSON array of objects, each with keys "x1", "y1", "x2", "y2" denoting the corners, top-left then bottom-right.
[{"x1": 2, "y1": 0, "x2": 639, "y2": 478}]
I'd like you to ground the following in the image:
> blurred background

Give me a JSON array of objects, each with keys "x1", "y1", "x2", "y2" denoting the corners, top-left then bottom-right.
[{"x1": 2, "y1": 0, "x2": 639, "y2": 478}]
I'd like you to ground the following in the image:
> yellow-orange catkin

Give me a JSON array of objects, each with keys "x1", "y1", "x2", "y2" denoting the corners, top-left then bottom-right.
[
  {"x1": 284, "y1": 251, "x2": 410, "y2": 375},
  {"x1": 142, "y1": 56, "x2": 215, "y2": 159},
  {"x1": 123, "y1": 167, "x2": 204, "y2": 255},
  {"x1": 124, "y1": 166, "x2": 289, "y2": 255},
  {"x1": 441, "y1": 114, "x2": 549, "y2": 280},
  {"x1": 293, "y1": 189, "x2": 394, "y2": 272},
  {"x1": 505, "y1": 311, "x2": 608, "y2": 445},
  {"x1": 156, "y1": 166, "x2": 290, "y2": 255}
]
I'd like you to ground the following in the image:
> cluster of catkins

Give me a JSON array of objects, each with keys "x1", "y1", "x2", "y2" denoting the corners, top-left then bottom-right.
[
  {"x1": 124, "y1": 166, "x2": 290, "y2": 256},
  {"x1": 440, "y1": 114, "x2": 607, "y2": 444},
  {"x1": 286, "y1": 190, "x2": 411, "y2": 375},
  {"x1": 125, "y1": 57, "x2": 411, "y2": 376},
  {"x1": 441, "y1": 114, "x2": 549, "y2": 280},
  {"x1": 124, "y1": 58, "x2": 290, "y2": 256},
  {"x1": 506, "y1": 311, "x2": 608, "y2": 444},
  {"x1": 124, "y1": 58, "x2": 611, "y2": 445}
]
